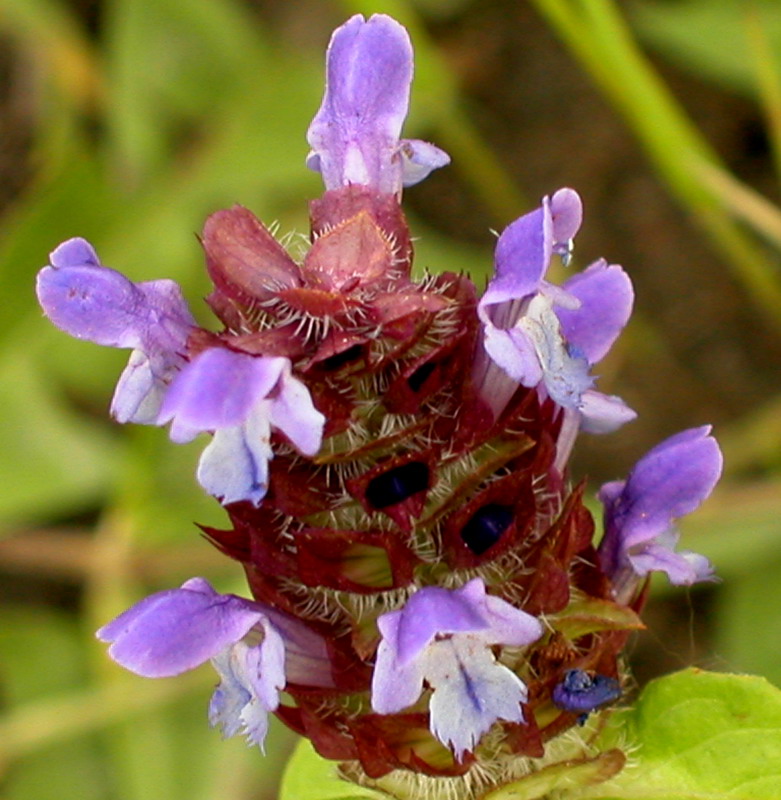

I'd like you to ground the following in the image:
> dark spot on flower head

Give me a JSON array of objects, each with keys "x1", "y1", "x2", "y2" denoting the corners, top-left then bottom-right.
[
  {"x1": 365, "y1": 462, "x2": 429, "y2": 509},
  {"x1": 552, "y1": 669, "x2": 622, "y2": 725},
  {"x1": 320, "y1": 344, "x2": 363, "y2": 371},
  {"x1": 406, "y1": 361, "x2": 436, "y2": 393},
  {"x1": 460, "y1": 504, "x2": 513, "y2": 555}
]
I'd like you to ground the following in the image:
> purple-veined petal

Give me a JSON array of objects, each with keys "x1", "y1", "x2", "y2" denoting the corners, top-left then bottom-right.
[
  {"x1": 425, "y1": 637, "x2": 527, "y2": 761},
  {"x1": 557, "y1": 260, "x2": 634, "y2": 365},
  {"x1": 196, "y1": 407, "x2": 273, "y2": 505},
  {"x1": 307, "y1": 14, "x2": 415, "y2": 193},
  {"x1": 136, "y1": 279, "x2": 198, "y2": 352},
  {"x1": 96, "y1": 578, "x2": 264, "y2": 677},
  {"x1": 263, "y1": 607, "x2": 335, "y2": 689},
  {"x1": 478, "y1": 593, "x2": 544, "y2": 647},
  {"x1": 160, "y1": 349, "x2": 287, "y2": 441},
  {"x1": 579, "y1": 390, "x2": 637, "y2": 434},
  {"x1": 400, "y1": 139, "x2": 451, "y2": 187},
  {"x1": 269, "y1": 371, "x2": 325, "y2": 456}
]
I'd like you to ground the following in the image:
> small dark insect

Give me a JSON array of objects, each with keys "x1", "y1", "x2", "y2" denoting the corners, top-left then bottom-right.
[{"x1": 552, "y1": 668, "x2": 622, "y2": 725}]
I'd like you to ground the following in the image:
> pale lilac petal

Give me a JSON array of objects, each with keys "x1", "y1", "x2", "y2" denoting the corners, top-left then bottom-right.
[
  {"x1": 96, "y1": 578, "x2": 263, "y2": 677},
  {"x1": 608, "y1": 426, "x2": 722, "y2": 549},
  {"x1": 517, "y1": 295, "x2": 593, "y2": 409},
  {"x1": 425, "y1": 638, "x2": 526, "y2": 761},
  {"x1": 579, "y1": 390, "x2": 637, "y2": 434},
  {"x1": 111, "y1": 350, "x2": 171, "y2": 424},
  {"x1": 480, "y1": 205, "x2": 551, "y2": 310},
  {"x1": 628, "y1": 538, "x2": 715, "y2": 586},
  {"x1": 160, "y1": 349, "x2": 286, "y2": 439},
  {"x1": 550, "y1": 188, "x2": 583, "y2": 244},
  {"x1": 37, "y1": 239, "x2": 195, "y2": 427},
  {"x1": 399, "y1": 139, "x2": 451, "y2": 187},
  {"x1": 196, "y1": 408, "x2": 273, "y2": 505},
  {"x1": 482, "y1": 324, "x2": 543, "y2": 387},
  {"x1": 270, "y1": 372, "x2": 325, "y2": 456},
  {"x1": 479, "y1": 594, "x2": 544, "y2": 647},
  {"x1": 208, "y1": 619, "x2": 285, "y2": 751},
  {"x1": 371, "y1": 613, "x2": 427, "y2": 713},
  {"x1": 306, "y1": 14, "x2": 414, "y2": 193}
]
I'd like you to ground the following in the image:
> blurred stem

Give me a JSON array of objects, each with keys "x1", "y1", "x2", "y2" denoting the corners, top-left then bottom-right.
[
  {"x1": 0, "y1": 671, "x2": 209, "y2": 770},
  {"x1": 691, "y1": 157, "x2": 781, "y2": 251},
  {"x1": 84, "y1": 428, "x2": 180, "y2": 800},
  {"x1": 339, "y1": 0, "x2": 528, "y2": 223},
  {"x1": 744, "y1": 3, "x2": 781, "y2": 191},
  {"x1": 530, "y1": 0, "x2": 781, "y2": 336}
]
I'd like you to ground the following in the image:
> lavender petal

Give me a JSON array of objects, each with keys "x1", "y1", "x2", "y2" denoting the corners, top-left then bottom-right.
[
  {"x1": 557, "y1": 259, "x2": 634, "y2": 365},
  {"x1": 96, "y1": 578, "x2": 263, "y2": 677}
]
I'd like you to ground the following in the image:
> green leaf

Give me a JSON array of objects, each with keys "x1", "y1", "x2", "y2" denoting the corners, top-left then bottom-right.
[
  {"x1": 279, "y1": 739, "x2": 389, "y2": 800},
  {"x1": 577, "y1": 668, "x2": 781, "y2": 799}
]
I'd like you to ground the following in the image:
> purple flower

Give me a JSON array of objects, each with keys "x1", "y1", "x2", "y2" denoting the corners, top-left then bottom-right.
[
  {"x1": 306, "y1": 14, "x2": 449, "y2": 194},
  {"x1": 36, "y1": 238, "x2": 195, "y2": 424},
  {"x1": 370, "y1": 578, "x2": 542, "y2": 759},
  {"x1": 97, "y1": 577, "x2": 333, "y2": 750},
  {"x1": 158, "y1": 348, "x2": 325, "y2": 505},
  {"x1": 597, "y1": 426, "x2": 723, "y2": 597},
  {"x1": 475, "y1": 190, "x2": 635, "y2": 433}
]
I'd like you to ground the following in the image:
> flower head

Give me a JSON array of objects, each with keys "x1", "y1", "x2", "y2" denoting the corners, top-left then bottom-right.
[
  {"x1": 37, "y1": 11, "x2": 725, "y2": 792},
  {"x1": 597, "y1": 426, "x2": 723, "y2": 598},
  {"x1": 371, "y1": 578, "x2": 542, "y2": 760},
  {"x1": 306, "y1": 14, "x2": 449, "y2": 194}
]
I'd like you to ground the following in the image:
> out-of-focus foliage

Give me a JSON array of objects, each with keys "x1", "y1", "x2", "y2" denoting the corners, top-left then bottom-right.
[{"x1": 1, "y1": 0, "x2": 781, "y2": 798}]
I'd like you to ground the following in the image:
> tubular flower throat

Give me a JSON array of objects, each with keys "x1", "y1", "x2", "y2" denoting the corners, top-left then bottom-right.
[{"x1": 35, "y1": 13, "x2": 723, "y2": 799}]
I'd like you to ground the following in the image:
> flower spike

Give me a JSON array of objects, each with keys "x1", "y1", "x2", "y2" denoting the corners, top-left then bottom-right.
[{"x1": 36, "y1": 12, "x2": 725, "y2": 788}]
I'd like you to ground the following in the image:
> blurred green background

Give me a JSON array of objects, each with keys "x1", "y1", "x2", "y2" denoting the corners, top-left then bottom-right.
[{"x1": 2, "y1": 0, "x2": 781, "y2": 797}]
